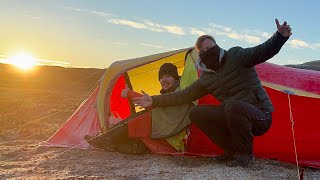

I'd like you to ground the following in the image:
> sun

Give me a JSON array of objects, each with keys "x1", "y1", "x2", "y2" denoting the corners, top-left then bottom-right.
[{"x1": 8, "y1": 53, "x2": 37, "y2": 70}]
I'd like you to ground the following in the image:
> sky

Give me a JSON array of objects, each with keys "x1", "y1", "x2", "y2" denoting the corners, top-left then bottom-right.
[{"x1": 0, "y1": 0, "x2": 319, "y2": 68}]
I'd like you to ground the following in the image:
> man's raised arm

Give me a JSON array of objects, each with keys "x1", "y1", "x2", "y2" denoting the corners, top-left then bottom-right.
[{"x1": 235, "y1": 19, "x2": 292, "y2": 67}]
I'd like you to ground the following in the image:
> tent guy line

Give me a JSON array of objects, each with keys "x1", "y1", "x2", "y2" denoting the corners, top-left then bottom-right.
[
  {"x1": 0, "y1": 132, "x2": 41, "y2": 146},
  {"x1": 287, "y1": 93, "x2": 300, "y2": 180},
  {"x1": 0, "y1": 106, "x2": 77, "y2": 138}
]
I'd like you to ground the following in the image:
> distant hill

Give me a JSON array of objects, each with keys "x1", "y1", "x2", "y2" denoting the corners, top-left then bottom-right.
[
  {"x1": 1, "y1": 60, "x2": 319, "y2": 92},
  {"x1": 0, "y1": 63, "x2": 105, "y2": 92},
  {"x1": 285, "y1": 60, "x2": 320, "y2": 71}
]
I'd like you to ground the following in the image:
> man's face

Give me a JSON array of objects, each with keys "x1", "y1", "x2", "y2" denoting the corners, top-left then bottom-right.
[
  {"x1": 198, "y1": 38, "x2": 220, "y2": 71},
  {"x1": 159, "y1": 74, "x2": 176, "y2": 91},
  {"x1": 199, "y1": 38, "x2": 216, "y2": 53}
]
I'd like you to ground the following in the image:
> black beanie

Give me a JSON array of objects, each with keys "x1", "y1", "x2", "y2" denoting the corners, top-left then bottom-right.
[{"x1": 158, "y1": 63, "x2": 179, "y2": 80}]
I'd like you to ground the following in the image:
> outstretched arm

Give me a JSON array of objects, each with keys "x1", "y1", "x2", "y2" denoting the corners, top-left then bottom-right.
[
  {"x1": 132, "y1": 79, "x2": 207, "y2": 108},
  {"x1": 237, "y1": 19, "x2": 292, "y2": 67},
  {"x1": 122, "y1": 88, "x2": 154, "y2": 110}
]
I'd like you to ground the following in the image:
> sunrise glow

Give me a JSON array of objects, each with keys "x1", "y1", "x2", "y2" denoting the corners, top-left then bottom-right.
[{"x1": 7, "y1": 53, "x2": 37, "y2": 70}]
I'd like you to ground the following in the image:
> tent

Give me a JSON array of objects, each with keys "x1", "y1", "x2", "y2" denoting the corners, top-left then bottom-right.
[{"x1": 40, "y1": 47, "x2": 320, "y2": 168}]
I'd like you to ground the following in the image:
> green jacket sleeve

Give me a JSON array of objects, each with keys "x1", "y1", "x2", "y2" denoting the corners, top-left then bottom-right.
[
  {"x1": 234, "y1": 31, "x2": 289, "y2": 67},
  {"x1": 152, "y1": 79, "x2": 207, "y2": 107}
]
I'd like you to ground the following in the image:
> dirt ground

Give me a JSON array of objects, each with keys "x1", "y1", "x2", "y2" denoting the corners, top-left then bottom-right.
[
  {"x1": 0, "y1": 140, "x2": 320, "y2": 180},
  {"x1": 1, "y1": 65, "x2": 319, "y2": 179}
]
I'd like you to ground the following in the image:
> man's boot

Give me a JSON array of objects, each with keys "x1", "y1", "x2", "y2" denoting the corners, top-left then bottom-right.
[
  {"x1": 213, "y1": 151, "x2": 234, "y2": 163},
  {"x1": 84, "y1": 124, "x2": 129, "y2": 150},
  {"x1": 226, "y1": 153, "x2": 254, "y2": 167},
  {"x1": 84, "y1": 134, "x2": 116, "y2": 151}
]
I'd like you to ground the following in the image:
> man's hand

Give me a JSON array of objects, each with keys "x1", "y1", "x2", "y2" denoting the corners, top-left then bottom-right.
[
  {"x1": 121, "y1": 85, "x2": 130, "y2": 98},
  {"x1": 275, "y1": 19, "x2": 292, "y2": 38},
  {"x1": 132, "y1": 90, "x2": 152, "y2": 108}
]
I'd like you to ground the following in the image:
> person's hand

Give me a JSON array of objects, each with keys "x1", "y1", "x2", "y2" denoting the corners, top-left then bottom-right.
[
  {"x1": 132, "y1": 90, "x2": 152, "y2": 108},
  {"x1": 121, "y1": 85, "x2": 130, "y2": 98},
  {"x1": 275, "y1": 19, "x2": 292, "y2": 38}
]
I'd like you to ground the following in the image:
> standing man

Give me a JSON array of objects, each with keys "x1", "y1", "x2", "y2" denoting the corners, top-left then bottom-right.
[{"x1": 133, "y1": 19, "x2": 292, "y2": 167}]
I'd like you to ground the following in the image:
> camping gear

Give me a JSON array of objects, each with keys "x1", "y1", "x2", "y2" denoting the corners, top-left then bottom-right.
[{"x1": 40, "y1": 47, "x2": 320, "y2": 168}]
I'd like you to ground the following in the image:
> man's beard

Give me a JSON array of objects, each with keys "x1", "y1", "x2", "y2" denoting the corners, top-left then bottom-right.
[{"x1": 199, "y1": 45, "x2": 220, "y2": 71}]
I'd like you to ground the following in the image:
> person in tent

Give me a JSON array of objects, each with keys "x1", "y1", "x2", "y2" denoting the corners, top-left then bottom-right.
[
  {"x1": 132, "y1": 19, "x2": 292, "y2": 167},
  {"x1": 86, "y1": 63, "x2": 193, "y2": 154}
]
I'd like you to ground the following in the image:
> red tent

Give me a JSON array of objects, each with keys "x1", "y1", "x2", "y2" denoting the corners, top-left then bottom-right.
[{"x1": 41, "y1": 48, "x2": 320, "y2": 168}]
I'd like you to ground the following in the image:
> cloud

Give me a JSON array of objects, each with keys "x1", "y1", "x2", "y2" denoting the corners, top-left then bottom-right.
[
  {"x1": 144, "y1": 20, "x2": 186, "y2": 35},
  {"x1": 36, "y1": 58, "x2": 70, "y2": 66},
  {"x1": 64, "y1": 7, "x2": 320, "y2": 49},
  {"x1": 310, "y1": 43, "x2": 320, "y2": 50},
  {"x1": 262, "y1": 32, "x2": 271, "y2": 38},
  {"x1": 24, "y1": 14, "x2": 41, "y2": 20},
  {"x1": 64, "y1": 7, "x2": 114, "y2": 18},
  {"x1": 243, "y1": 29, "x2": 272, "y2": 39},
  {"x1": 163, "y1": 25, "x2": 185, "y2": 35},
  {"x1": 108, "y1": 19, "x2": 149, "y2": 30},
  {"x1": 209, "y1": 23, "x2": 232, "y2": 33},
  {"x1": 288, "y1": 39, "x2": 320, "y2": 51},
  {"x1": 90, "y1": 10, "x2": 114, "y2": 18},
  {"x1": 205, "y1": 23, "x2": 262, "y2": 43},
  {"x1": 287, "y1": 39, "x2": 320, "y2": 51},
  {"x1": 227, "y1": 33, "x2": 241, "y2": 40},
  {"x1": 242, "y1": 35, "x2": 261, "y2": 43},
  {"x1": 143, "y1": 20, "x2": 185, "y2": 35},
  {"x1": 0, "y1": 55, "x2": 70, "y2": 67},
  {"x1": 139, "y1": 43, "x2": 180, "y2": 51},
  {"x1": 107, "y1": 18, "x2": 185, "y2": 35},
  {"x1": 190, "y1": 28, "x2": 207, "y2": 36},
  {"x1": 65, "y1": 7, "x2": 185, "y2": 35},
  {"x1": 288, "y1": 39, "x2": 310, "y2": 49},
  {"x1": 64, "y1": 6, "x2": 86, "y2": 12},
  {"x1": 112, "y1": 42, "x2": 129, "y2": 46},
  {"x1": 226, "y1": 33, "x2": 261, "y2": 44},
  {"x1": 139, "y1": 43, "x2": 164, "y2": 49}
]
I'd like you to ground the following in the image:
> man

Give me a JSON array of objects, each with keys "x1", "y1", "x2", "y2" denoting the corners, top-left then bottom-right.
[
  {"x1": 132, "y1": 19, "x2": 292, "y2": 167},
  {"x1": 123, "y1": 63, "x2": 192, "y2": 144},
  {"x1": 86, "y1": 63, "x2": 192, "y2": 153}
]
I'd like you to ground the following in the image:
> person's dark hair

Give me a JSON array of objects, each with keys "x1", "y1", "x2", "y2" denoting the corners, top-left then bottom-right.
[{"x1": 195, "y1": 35, "x2": 216, "y2": 51}]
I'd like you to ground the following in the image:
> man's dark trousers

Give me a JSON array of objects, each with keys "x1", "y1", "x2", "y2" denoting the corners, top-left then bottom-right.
[{"x1": 189, "y1": 101, "x2": 272, "y2": 154}]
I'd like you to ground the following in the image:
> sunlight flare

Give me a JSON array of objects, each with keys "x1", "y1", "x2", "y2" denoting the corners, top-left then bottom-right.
[{"x1": 7, "y1": 53, "x2": 37, "y2": 70}]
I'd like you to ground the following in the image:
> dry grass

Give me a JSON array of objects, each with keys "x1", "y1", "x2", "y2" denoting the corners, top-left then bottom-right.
[
  {"x1": 0, "y1": 64, "x2": 319, "y2": 179},
  {"x1": 0, "y1": 64, "x2": 104, "y2": 139}
]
